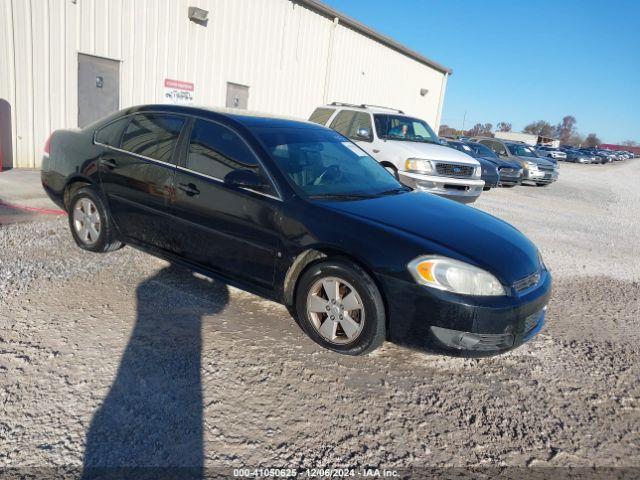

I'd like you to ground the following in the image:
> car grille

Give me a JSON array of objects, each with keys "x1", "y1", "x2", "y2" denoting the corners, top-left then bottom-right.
[
  {"x1": 435, "y1": 162, "x2": 475, "y2": 177},
  {"x1": 499, "y1": 167, "x2": 517, "y2": 174},
  {"x1": 538, "y1": 164, "x2": 555, "y2": 172},
  {"x1": 513, "y1": 270, "x2": 541, "y2": 292}
]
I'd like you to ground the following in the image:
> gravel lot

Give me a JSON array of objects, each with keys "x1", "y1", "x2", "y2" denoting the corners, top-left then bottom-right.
[{"x1": 0, "y1": 160, "x2": 638, "y2": 473}]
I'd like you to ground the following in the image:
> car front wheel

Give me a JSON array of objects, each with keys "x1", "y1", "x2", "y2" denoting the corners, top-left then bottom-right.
[
  {"x1": 295, "y1": 259, "x2": 386, "y2": 355},
  {"x1": 68, "y1": 186, "x2": 124, "y2": 253}
]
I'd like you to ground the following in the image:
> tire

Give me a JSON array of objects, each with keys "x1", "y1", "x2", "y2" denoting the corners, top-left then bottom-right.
[
  {"x1": 68, "y1": 186, "x2": 124, "y2": 253},
  {"x1": 295, "y1": 258, "x2": 386, "y2": 355},
  {"x1": 483, "y1": 186, "x2": 491, "y2": 191},
  {"x1": 535, "y1": 183, "x2": 550, "y2": 187}
]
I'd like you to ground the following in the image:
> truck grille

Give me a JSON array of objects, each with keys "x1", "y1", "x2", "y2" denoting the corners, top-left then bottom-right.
[
  {"x1": 435, "y1": 163, "x2": 475, "y2": 177},
  {"x1": 513, "y1": 270, "x2": 541, "y2": 292}
]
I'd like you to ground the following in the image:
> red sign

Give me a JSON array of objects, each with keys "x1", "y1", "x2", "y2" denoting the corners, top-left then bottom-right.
[{"x1": 164, "y1": 79, "x2": 194, "y2": 92}]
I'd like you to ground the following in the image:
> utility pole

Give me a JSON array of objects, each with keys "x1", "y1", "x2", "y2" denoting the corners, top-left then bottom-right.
[{"x1": 461, "y1": 110, "x2": 467, "y2": 133}]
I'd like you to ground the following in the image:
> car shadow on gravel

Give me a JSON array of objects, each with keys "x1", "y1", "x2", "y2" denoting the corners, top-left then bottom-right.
[{"x1": 82, "y1": 265, "x2": 229, "y2": 479}]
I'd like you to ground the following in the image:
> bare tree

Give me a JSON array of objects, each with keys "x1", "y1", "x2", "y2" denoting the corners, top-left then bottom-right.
[
  {"x1": 438, "y1": 124, "x2": 458, "y2": 137},
  {"x1": 622, "y1": 140, "x2": 639, "y2": 147},
  {"x1": 567, "y1": 132, "x2": 585, "y2": 147},
  {"x1": 465, "y1": 123, "x2": 493, "y2": 138},
  {"x1": 585, "y1": 133, "x2": 601, "y2": 148},
  {"x1": 496, "y1": 122, "x2": 512, "y2": 132},
  {"x1": 556, "y1": 116, "x2": 577, "y2": 144},
  {"x1": 523, "y1": 120, "x2": 555, "y2": 138}
]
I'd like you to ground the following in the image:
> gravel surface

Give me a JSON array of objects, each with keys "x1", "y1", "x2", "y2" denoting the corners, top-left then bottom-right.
[{"x1": 0, "y1": 160, "x2": 638, "y2": 473}]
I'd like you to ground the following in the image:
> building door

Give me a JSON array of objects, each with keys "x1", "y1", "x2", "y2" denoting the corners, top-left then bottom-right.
[
  {"x1": 225, "y1": 82, "x2": 249, "y2": 109},
  {"x1": 78, "y1": 54, "x2": 120, "y2": 128}
]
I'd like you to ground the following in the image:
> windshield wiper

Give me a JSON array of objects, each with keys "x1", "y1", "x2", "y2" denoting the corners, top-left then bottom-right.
[
  {"x1": 376, "y1": 187, "x2": 410, "y2": 196},
  {"x1": 308, "y1": 193, "x2": 377, "y2": 200}
]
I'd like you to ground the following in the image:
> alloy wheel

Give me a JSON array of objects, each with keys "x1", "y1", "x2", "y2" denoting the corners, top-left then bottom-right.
[
  {"x1": 306, "y1": 276, "x2": 365, "y2": 344},
  {"x1": 73, "y1": 198, "x2": 101, "y2": 245}
]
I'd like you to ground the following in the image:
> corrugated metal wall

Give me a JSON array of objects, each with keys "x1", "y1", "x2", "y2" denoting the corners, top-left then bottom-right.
[{"x1": 0, "y1": 0, "x2": 448, "y2": 169}]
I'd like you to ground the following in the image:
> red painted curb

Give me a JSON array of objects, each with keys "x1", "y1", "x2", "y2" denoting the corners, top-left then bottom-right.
[{"x1": 0, "y1": 200, "x2": 66, "y2": 215}]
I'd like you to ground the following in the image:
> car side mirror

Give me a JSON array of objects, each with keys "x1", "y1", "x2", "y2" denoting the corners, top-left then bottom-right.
[
  {"x1": 355, "y1": 128, "x2": 373, "y2": 141},
  {"x1": 224, "y1": 169, "x2": 267, "y2": 190}
]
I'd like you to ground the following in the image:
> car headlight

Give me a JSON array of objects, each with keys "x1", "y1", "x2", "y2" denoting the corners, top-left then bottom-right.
[
  {"x1": 538, "y1": 250, "x2": 546, "y2": 270},
  {"x1": 408, "y1": 255, "x2": 506, "y2": 296},
  {"x1": 524, "y1": 161, "x2": 538, "y2": 170},
  {"x1": 405, "y1": 158, "x2": 433, "y2": 174},
  {"x1": 473, "y1": 166, "x2": 482, "y2": 178}
]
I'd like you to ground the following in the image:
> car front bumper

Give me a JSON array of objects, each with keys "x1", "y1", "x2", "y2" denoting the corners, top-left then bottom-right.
[
  {"x1": 524, "y1": 169, "x2": 558, "y2": 183},
  {"x1": 380, "y1": 269, "x2": 552, "y2": 356},
  {"x1": 399, "y1": 171, "x2": 485, "y2": 204},
  {"x1": 497, "y1": 172, "x2": 522, "y2": 186}
]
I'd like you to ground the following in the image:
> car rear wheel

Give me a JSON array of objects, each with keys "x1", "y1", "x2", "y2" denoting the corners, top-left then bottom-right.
[
  {"x1": 295, "y1": 259, "x2": 386, "y2": 355},
  {"x1": 68, "y1": 187, "x2": 124, "y2": 253}
]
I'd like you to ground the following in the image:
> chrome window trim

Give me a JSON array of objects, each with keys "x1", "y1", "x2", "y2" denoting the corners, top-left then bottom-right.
[
  {"x1": 92, "y1": 110, "x2": 284, "y2": 201},
  {"x1": 175, "y1": 165, "x2": 282, "y2": 202},
  {"x1": 94, "y1": 142, "x2": 177, "y2": 169}
]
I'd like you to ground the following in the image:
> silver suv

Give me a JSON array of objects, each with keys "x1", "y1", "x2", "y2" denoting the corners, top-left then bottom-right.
[{"x1": 472, "y1": 137, "x2": 559, "y2": 186}]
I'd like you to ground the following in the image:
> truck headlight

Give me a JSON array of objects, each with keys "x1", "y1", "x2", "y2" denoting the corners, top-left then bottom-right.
[
  {"x1": 405, "y1": 158, "x2": 433, "y2": 174},
  {"x1": 408, "y1": 255, "x2": 505, "y2": 296},
  {"x1": 473, "y1": 166, "x2": 482, "y2": 178}
]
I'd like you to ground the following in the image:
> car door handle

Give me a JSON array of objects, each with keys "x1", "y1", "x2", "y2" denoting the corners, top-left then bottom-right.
[
  {"x1": 178, "y1": 183, "x2": 200, "y2": 196},
  {"x1": 100, "y1": 158, "x2": 118, "y2": 169},
  {"x1": 373, "y1": 149, "x2": 380, "y2": 153}
]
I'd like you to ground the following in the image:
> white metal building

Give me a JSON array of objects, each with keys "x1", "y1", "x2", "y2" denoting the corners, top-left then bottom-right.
[{"x1": 0, "y1": 0, "x2": 452, "y2": 169}]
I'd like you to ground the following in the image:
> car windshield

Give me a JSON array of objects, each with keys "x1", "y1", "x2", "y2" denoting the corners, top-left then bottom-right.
[
  {"x1": 509, "y1": 144, "x2": 538, "y2": 157},
  {"x1": 373, "y1": 114, "x2": 438, "y2": 143},
  {"x1": 253, "y1": 126, "x2": 406, "y2": 199},
  {"x1": 468, "y1": 142, "x2": 498, "y2": 159},
  {"x1": 447, "y1": 141, "x2": 477, "y2": 157}
]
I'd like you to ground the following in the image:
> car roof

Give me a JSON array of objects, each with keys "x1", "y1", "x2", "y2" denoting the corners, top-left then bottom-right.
[
  {"x1": 127, "y1": 104, "x2": 323, "y2": 130},
  {"x1": 321, "y1": 102, "x2": 406, "y2": 115}
]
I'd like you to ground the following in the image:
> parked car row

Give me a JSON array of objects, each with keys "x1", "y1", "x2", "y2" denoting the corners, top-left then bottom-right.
[
  {"x1": 535, "y1": 145, "x2": 637, "y2": 164},
  {"x1": 41, "y1": 104, "x2": 551, "y2": 357}
]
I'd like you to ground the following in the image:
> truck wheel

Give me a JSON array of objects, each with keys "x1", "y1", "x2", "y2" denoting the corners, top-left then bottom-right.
[{"x1": 68, "y1": 187, "x2": 124, "y2": 253}]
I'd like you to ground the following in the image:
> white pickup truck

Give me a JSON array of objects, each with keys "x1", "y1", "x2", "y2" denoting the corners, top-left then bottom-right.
[{"x1": 309, "y1": 103, "x2": 484, "y2": 203}]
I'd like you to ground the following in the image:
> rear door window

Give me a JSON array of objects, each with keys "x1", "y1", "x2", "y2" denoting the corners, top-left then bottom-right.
[
  {"x1": 329, "y1": 110, "x2": 357, "y2": 136},
  {"x1": 120, "y1": 113, "x2": 186, "y2": 164},
  {"x1": 95, "y1": 117, "x2": 128, "y2": 147},
  {"x1": 308, "y1": 108, "x2": 335, "y2": 126}
]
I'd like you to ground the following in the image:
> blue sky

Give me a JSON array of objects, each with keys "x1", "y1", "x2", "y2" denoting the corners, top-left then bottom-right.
[{"x1": 323, "y1": 0, "x2": 640, "y2": 144}]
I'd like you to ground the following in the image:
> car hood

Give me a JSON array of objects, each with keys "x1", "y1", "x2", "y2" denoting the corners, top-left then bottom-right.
[
  {"x1": 517, "y1": 156, "x2": 555, "y2": 167},
  {"x1": 385, "y1": 140, "x2": 479, "y2": 165},
  {"x1": 319, "y1": 191, "x2": 540, "y2": 284},
  {"x1": 479, "y1": 156, "x2": 520, "y2": 169}
]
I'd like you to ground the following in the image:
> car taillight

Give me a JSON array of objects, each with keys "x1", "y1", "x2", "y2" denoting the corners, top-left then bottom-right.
[{"x1": 43, "y1": 134, "x2": 52, "y2": 157}]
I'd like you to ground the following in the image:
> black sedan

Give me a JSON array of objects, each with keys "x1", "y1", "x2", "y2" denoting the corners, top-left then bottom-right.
[
  {"x1": 41, "y1": 105, "x2": 551, "y2": 356},
  {"x1": 449, "y1": 140, "x2": 523, "y2": 187}
]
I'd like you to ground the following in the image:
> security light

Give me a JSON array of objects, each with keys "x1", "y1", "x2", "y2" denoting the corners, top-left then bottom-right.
[{"x1": 188, "y1": 6, "x2": 209, "y2": 23}]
